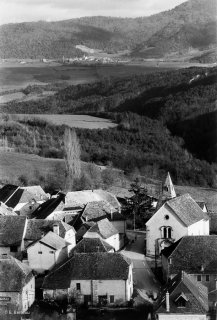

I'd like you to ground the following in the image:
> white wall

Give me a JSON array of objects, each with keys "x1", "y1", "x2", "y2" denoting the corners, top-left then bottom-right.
[
  {"x1": 157, "y1": 314, "x2": 207, "y2": 320},
  {"x1": 27, "y1": 242, "x2": 62, "y2": 273},
  {"x1": 21, "y1": 276, "x2": 35, "y2": 313},
  {"x1": 65, "y1": 229, "x2": 76, "y2": 247},
  {"x1": 146, "y1": 205, "x2": 187, "y2": 257},
  {"x1": 187, "y1": 219, "x2": 209, "y2": 236},
  {"x1": 84, "y1": 231, "x2": 121, "y2": 251}
]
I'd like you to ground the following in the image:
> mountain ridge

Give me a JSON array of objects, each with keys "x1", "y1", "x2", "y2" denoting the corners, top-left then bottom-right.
[{"x1": 0, "y1": 0, "x2": 216, "y2": 59}]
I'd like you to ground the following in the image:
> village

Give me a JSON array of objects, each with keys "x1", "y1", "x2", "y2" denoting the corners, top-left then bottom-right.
[{"x1": 0, "y1": 173, "x2": 217, "y2": 320}]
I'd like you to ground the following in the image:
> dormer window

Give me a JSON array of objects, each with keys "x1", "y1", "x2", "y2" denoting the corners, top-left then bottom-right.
[{"x1": 175, "y1": 293, "x2": 188, "y2": 308}]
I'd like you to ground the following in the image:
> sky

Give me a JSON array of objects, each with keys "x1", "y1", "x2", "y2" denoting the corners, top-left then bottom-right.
[{"x1": 0, "y1": 0, "x2": 187, "y2": 25}]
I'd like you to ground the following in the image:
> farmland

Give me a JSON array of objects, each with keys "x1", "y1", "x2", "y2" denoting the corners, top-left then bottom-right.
[{"x1": 12, "y1": 114, "x2": 117, "y2": 129}]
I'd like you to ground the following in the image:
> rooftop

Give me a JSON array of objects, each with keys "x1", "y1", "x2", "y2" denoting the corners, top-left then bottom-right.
[
  {"x1": 27, "y1": 231, "x2": 68, "y2": 250},
  {"x1": 166, "y1": 194, "x2": 209, "y2": 227},
  {"x1": 156, "y1": 271, "x2": 209, "y2": 314},
  {"x1": 0, "y1": 216, "x2": 26, "y2": 246},
  {"x1": 84, "y1": 218, "x2": 118, "y2": 239},
  {"x1": 42, "y1": 253, "x2": 131, "y2": 289},
  {"x1": 69, "y1": 237, "x2": 114, "y2": 256},
  {"x1": 31, "y1": 193, "x2": 65, "y2": 219},
  {"x1": 0, "y1": 254, "x2": 33, "y2": 292},
  {"x1": 161, "y1": 235, "x2": 217, "y2": 274}
]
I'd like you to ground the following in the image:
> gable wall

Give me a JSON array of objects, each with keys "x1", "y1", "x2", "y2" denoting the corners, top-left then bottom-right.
[{"x1": 187, "y1": 219, "x2": 209, "y2": 236}]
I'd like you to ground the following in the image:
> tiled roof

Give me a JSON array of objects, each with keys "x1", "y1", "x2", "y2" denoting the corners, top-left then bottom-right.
[
  {"x1": 21, "y1": 185, "x2": 48, "y2": 201},
  {"x1": 161, "y1": 235, "x2": 217, "y2": 274},
  {"x1": 27, "y1": 231, "x2": 68, "y2": 250},
  {"x1": 156, "y1": 271, "x2": 209, "y2": 314},
  {"x1": 42, "y1": 253, "x2": 131, "y2": 289},
  {"x1": 31, "y1": 193, "x2": 65, "y2": 219},
  {"x1": 166, "y1": 194, "x2": 209, "y2": 226},
  {"x1": 0, "y1": 184, "x2": 37, "y2": 208},
  {"x1": 0, "y1": 202, "x2": 17, "y2": 216},
  {"x1": 25, "y1": 219, "x2": 75, "y2": 241},
  {"x1": 69, "y1": 237, "x2": 114, "y2": 255},
  {"x1": 82, "y1": 201, "x2": 115, "y2": 222},
  {"x1": 0, "y1": 254, "x2": 33, "y2": 292},
  {"x1": 65, "y1": 189, "x2": 120, "y2": 210},
  {"x1": 19, "y1": 201, "x2": 40, "y2": 217},
  {"x1": 0, "y1": 216, "x2": 26, "y2": 246},
  {"x1": 84, "y1": 218, "x2": 118, "y2": 239}
]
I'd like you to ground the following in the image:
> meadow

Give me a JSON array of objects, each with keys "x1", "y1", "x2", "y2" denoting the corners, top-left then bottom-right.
[{"x1": 12, "y1": 114, "x2": 117, "y2": 129}]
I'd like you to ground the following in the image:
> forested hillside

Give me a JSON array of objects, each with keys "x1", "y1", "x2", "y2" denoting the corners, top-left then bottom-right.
[
  {"x1": 1, "y1": 66, "x2": 217, "y2": 187},
  {"x1": 0, "y1": 0, "x2": 216, "y2": 58}
]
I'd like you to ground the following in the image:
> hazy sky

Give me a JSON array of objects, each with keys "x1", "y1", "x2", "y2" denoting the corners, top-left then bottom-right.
[{"x1": 0, "y1": 0, "x2": 187, "y2": 25}]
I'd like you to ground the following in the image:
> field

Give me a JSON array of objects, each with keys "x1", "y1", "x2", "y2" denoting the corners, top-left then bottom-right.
[
  {"x1": 12, "y1": 114, "x2": 117, "y2": 129},
  {"x1": 0, "y1": 151, "x2": 64, "y2": 186},
  {"x1": 0, "y1": 61, "x2": 179, "y2": 92}
]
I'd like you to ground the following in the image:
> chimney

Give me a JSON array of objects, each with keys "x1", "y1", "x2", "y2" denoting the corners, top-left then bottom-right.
[
  {"x1": 53, "y1": 223, "x2": 60, "y2": 236},
  {"x1": 110, "y1": 208, "x2": 113, "y2": 221},
  {"x1": 166, "y1": 291, "x2": 170, "y2": 312}
]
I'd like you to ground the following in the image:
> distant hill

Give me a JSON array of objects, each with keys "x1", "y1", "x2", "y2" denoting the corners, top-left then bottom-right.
[{"x1": 0, "y1": 0, "x2": 216, "y2": 59}]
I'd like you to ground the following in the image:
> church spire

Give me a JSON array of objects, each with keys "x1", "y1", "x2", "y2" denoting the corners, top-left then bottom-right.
[{"x1": 162, "y1": 172, "x2": 176, "y2": 199}]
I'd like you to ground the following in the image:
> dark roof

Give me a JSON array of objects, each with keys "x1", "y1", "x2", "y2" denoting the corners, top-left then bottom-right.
[
  {"x1": 28, "y1": 231, "x2": 68, "y2": 250},
  {"x1": 31, "y1": 193, "x2": 65, "y2": 219},
  {"x1": 70, "y1": 237, "x2": 114, "y2": 255},
  {"x1": 207, "y1": 211, "x2": 217, "y2": 234},
  {"x1": 42, "y1": 253, "x2": 131, "y2": 289},
  {"x1": 156, "y1": 271, "x2": 209, "y2": 315},
  {"x1": 0, "y1": 184, "x2": 18, "y2": 203},
  {"x1": 166, "y1": 194, "x2": 209, "y2": 227},
  {"x1": 85, "y1": 218, "x2": 118, "y2": 239},
  {"x1": 162, "y1": 236, "x2": 217, "y2": 274},
  {"x1": 0, "y1": 254, "x2": 33, "y2": 292},
  {"x1": 25, "y1": 219, "x2": 75, "y2": 241},
  {"x1": 0, "y1": 216, "x2": 26, "y2": 246}
]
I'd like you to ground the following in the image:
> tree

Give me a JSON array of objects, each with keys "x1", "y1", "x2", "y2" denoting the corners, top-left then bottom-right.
[
  {"x1": 127, "y1": 178, "x2": 152, "y2": 230},
  {"x1": 64, "y1": 127, "x2": 81, "y2": 190}
]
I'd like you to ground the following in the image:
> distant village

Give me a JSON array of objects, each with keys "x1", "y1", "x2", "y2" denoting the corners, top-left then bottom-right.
[{"x1": 0, "y1": 173, "x2": 217, "y2": 319}]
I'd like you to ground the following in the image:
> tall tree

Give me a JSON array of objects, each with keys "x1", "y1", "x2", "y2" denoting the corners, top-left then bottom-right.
[{"x1": 64, "y1": 127, "x2": 81, "y2": 190}]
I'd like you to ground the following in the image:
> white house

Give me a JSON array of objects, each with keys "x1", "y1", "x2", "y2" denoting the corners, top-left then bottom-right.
[
  {"x1": 146, "y1": 194, "x2": 210, "y2": 257},
  {"x1": 0, "y1": 254, "x2": 35, "y2": 315},
  {"x1": 26, "y1": 231, "x2": 69, "y2": 273},
  {"x1": 42, "y1": 253, "x2": 133, "y2": 306},
  {"x1": 24, "y1": 219, "x2": 76, "y2": 248},
  {"x1": 83, "y1": 218, "x2": 121, "y2": 251}
]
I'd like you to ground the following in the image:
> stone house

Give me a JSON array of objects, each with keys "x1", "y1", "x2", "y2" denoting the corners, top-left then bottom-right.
[
  {"x1": 83, "y1": 218, "x2": 121, "y2": 251},
  {"x1": 155, "y1": 271, "x2": 209, "y2": 320},
  {"x1": 26, "y1": 231, "x2": 70, "y2": 273},
  {"x1": 146, "y1": 194, "x2": 210, "y2": 257},
  {"x1": 161, "y1": 235, "x2": 217, "y2": 296},
  {"x1": 42, "y1": 253, "x2": 133, "y2": 306},
  {"x1": 0, "y1": 254, "x2": 35, "y2": 315}
]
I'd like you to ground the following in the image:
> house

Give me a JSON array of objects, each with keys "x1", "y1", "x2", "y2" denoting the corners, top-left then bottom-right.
[
  {"x1": 0, "y1": 254, "x2": 35, "y2": 315},
  {"x1": 26, "y1": 231, "x2": 70, "y2": 273},
  {"x1": 83, "y1": 218, "x2": 121, "y2": 251},
  {"x1": 155, "y1": 271, "x2": 209, "y2": 320},
  {"x1": 76, "y1": 221, "x2": 95, "y2": 242},
  {"x1": 146, "y1": 194, "x2": 210, "y2": 257},
  {"x1": 69, "y1": 237, "x2": 114, "y2": 255},
  {"x1": 161, "y1": 235, "x2": 217, "y2": 295},
  {"x1": 24, "y1": 219, "x2": 76, "y2": 248},
  {"x1": 42, "y1": 253, "x2": 133, "y2": 306},
  {"x1": 0, "y1": 216, "x2": 27, "y2": 257},
  {"x1": 82, "y1": 200, "x2": 126, "y2": 234},
  {"x1": 0, "y1": 184, "x2": 46, "y2": 212},
  {"x1": 21, "y1": 185, "x2": 48, "y2": 201}
]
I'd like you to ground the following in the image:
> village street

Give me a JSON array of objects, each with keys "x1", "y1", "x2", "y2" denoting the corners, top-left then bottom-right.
[{"x1": 121, "y1": 231, "x2": 161, "y2": 304}]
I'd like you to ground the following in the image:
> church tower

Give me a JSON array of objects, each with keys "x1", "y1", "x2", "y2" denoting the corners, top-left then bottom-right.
[{"x1": 162, "y1": 172, "x2": 176, "y2": 199}]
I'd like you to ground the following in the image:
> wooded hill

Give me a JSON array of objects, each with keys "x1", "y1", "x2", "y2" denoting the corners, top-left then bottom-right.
[
  {"x1": 1, "y1": 66, "x2": 217, "y2": 188},
  {"x1": 0, "y1": 0, "x2": 216, "y2": 59}
]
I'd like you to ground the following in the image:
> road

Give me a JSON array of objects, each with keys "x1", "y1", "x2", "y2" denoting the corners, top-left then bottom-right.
[{"x1": 121, "y1": 231, "x2": 161, "y2": 304}]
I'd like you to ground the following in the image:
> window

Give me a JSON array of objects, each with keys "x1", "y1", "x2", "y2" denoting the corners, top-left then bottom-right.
[
  {"x1": 10, "y1": 246, "x2": 18, "y2": 252},
  {"x1": 76, "y1": 283, "x2": 81, "y2": 290},
  {"x1": 49, "y1": 251, "x2": 54, "y2": 254},
  {"x1": 161, "y1": 226, "x2": 172, "y2": 239},
  {"x1": 164, "y1": 215, "x2": 169, "y2": 220},
  {"x1": 205, "y1": 275, "x2": 210, "y2": 282},
  {"x1": 177, "y1": 297, "x2": 186, "y2": 307},
  {"x1": 197, "y1": 275, "x2": 202, "y2": 282},
  {"x1": 38, "y1": 251, "x2": 42, "y2": 254},
  {"x1": 110, "y1": 295, "x2": 114, "y2": 303}
]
